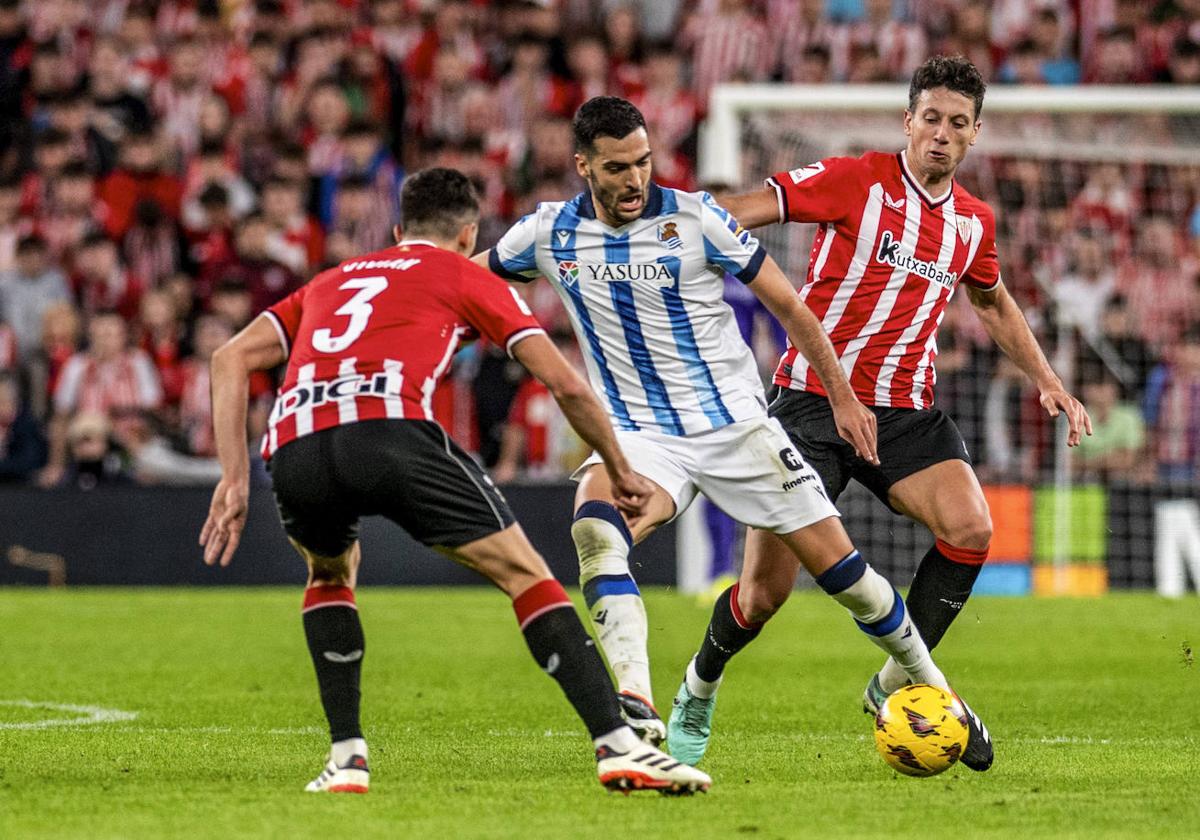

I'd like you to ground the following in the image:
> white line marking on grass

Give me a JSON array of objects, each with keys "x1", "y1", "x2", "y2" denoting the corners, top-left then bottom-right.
[{"x1": 0, "y1": 699, "x2": 138, "y2": 730}]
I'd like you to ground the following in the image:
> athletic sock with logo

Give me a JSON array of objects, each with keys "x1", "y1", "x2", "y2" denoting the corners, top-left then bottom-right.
[
  {"x1": 690, "y1": 583, "x2": 764, "y2": 693},
  {"x1": 816, "y1": 551, "x2": 948, "y2": 690},
  {"x1": 571, "y1": 501, "x2": 654, "y2": 704},
  {"x1": 877, "y1": 539, "x2": 987, "y2": 692},
  {"x1": 302, "y1": 585, "x2": 365, "y2": 743},
  {"x1": 513, "y1": 578, "x2": 628, "y2": 740}
]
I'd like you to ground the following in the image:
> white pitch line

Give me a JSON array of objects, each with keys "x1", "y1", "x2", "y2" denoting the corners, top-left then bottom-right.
[{"x1": 0, "y1": 699, "x2": 138, "y2": 730}]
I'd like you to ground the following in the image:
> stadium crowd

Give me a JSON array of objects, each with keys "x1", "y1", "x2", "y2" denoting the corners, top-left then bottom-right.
[{"x1": 0, "y1": 0, "x2": 1196, "y2": 491}]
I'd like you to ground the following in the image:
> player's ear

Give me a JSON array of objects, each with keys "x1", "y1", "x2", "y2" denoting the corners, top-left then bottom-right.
[
  {"x1": 903, "y1": 109, "x2": 913, "y2": 137},
  {"x1": 574, "y1": 152, "x2": 589, "y2": 180},
  {"x1": 458, "y1": 221, "x2": 479, "y2": 255},
  {"x1": 970, "y1": 119, "x2": 982, "y2": 146},
  {"x1": 393, "y1": 224, "x2": 403, "y2": 244}
]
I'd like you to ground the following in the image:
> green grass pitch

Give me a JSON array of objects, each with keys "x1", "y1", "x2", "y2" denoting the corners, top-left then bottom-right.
[{"x1": 1, "y1": 588, "x2": 1197, "y2": 839}]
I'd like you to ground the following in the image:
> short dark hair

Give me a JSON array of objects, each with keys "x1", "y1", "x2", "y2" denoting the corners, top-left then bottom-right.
[
  {"x1": 908, "y1": 55, "x2": 987, "y2": 120},
  {"x1": 400, "y1": 167, "x2": 479, "y2": 239},
  {"x1": 16, "y1": 234, "x2": 47, "y2": 254},
  {"x1": 572, "y1": 96, "x2": 646, "y2": 154}
]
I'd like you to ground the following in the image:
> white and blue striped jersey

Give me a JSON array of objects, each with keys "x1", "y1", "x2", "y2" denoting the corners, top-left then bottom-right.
[{"x1": 489, "y1": 183, "x2": 771, "y2": 436}]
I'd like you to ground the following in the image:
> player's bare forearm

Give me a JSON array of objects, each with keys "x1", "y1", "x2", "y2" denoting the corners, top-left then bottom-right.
[
  {"x1": 748, "y1": 257, "x2": 853, "y2": 402},
  {"x1": 968, "y1": 282, "x2": 1093, "y2": 444},
  {"x1": 718, "y1": 187, "x2": 781, "y2": 230},
  {"x1": 748, "y1": 257, "x2": 879, "y2": 462},
  {"x1": 210, "y1": 315, "x2": 287, "y2": 479},
  {"x1": 966, "y1": 283, "x2": 1060, "y2": 391},
  {"x1": 469, "y1": 249, "x2": 490, "y2": 268}
]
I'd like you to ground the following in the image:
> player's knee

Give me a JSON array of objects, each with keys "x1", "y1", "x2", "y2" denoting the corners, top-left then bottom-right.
[
  {"x1": 738, "y1": 580, "x2": 788, "y2": 624},
  {"x1": 572, "y1": 501, "x2": 633, "y2": 583},
  {"x1": 307, "y1": 551, "x2": 355, "y2": 585},
  {"x1": 942, "y1": 512, "x2": 992, "y2": 552}
]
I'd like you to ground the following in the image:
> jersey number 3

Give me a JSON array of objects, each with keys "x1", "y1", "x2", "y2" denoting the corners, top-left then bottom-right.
[{"x1": 312, "y1": 276, "x2": 389, "y2": 353}]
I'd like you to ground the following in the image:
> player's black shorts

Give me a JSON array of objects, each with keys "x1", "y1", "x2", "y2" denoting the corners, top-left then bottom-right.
[
  {"x1": 767, "y1": 387, "x2": 971, "y2": 511},
  {"x1": 268, "y1": 419, "x2": 516, "y2": 557}
]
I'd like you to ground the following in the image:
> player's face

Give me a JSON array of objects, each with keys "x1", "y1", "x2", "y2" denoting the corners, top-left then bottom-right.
[
  {"x1": 903, "y1": 87, "x2": 980, "y2": 180},
  {"x1": 576, "y1": 128, "x2": 652, "y2": 226}
]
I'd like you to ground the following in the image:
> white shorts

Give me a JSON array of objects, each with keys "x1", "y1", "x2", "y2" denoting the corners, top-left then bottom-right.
[{"x1": 572, "y1": 416, "x2": 839, "y2": 534}]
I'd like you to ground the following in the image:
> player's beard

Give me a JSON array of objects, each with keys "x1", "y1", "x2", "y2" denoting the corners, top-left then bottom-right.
[{"x1": 590, "y1": 175, "x2": 645, "y2": 225}]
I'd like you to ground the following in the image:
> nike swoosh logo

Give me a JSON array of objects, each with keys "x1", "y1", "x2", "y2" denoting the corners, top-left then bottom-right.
[{"x1": 323, "y1": 649, "x2": 363, "y2": 663}]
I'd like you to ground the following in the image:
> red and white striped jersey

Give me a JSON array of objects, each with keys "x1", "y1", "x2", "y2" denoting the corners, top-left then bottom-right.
[
  {"x1": 766, "y1": 151, "x2": 1001, "y2": 409},
  {"x1": 261, "y1": 241, "x2": 544, "y2": 459}
]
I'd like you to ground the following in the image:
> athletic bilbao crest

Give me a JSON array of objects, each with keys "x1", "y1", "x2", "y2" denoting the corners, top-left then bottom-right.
[
  {"x1": 957, "y1": 216, "x2": 973, "y2": 244},
  {"x1": 557, "y1": 260, "x2": 580, "y2": 287},
  {"x1": 657, "y1": 221, "x2": 682, "y2": 250}
]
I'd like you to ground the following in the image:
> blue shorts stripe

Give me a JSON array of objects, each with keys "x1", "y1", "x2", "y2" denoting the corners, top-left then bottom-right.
[
  {"x1": 573, "y1": 500, "x2": 632, "y2": 548},
  {"x1": 583, "y1": 574, "x2": 641, "y2": 607},
  {"x1": 815, "y1": 550, "x2": 866, "y2": 595},
  {"x1": 854, "y1": 589, "x2": 906, "y2": 637}
]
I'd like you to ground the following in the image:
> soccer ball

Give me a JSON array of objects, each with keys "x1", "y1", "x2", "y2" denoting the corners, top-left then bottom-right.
[{"x1": 873, "y1": 684, "x2": 969, "y2": 777}]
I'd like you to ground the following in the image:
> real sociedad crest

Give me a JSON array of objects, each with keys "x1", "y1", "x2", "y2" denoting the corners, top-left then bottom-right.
[
  {"x1": 557, "y1": 260, "x2": 580, "y2": 287},
  {"x1": 657, "y1": 221, "x2": 682, "y2": 250}
]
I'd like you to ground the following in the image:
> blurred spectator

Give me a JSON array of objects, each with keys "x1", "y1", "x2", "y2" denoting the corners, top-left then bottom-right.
[
  {"x1": 1143, "y1": 324, "x2": 1200, "y2": 484},
  {"x1": 45, "y1": 89, "x2": 117, "y2": 175},
  {"x1": 199, "y1": 213, "x2": 299, "y2": 314},
  {"x1": 496, "y1": 34, "x2": 574, "y2": 136},
  {"x1": 122, "y1": 198, "x2": 185, "y2": 289},
  {"x1": 769, "y1": 0, "x2": 836, "y2": 82},
  {"x1": 182, "y1": 140, "x2": 256, "y2": 231},
  {"x1": 56, "y1": 410, "x2": 131, "y2": 490},
  {"x1": 42, "y1": 310, "x2": 161, "y2": 487},
  {"x1": 207, "y1": 280, "x2": 253, "y2": 332},
  {"x1": 302, "y1": 79, "x2": 351, "y2": 179},
  {"x1": 138, "y1": 289, "x2": 184, "y2": 405},
  {"x1": 315, "y1": 118, "x2": 402, "y2": 233},
  {"x1": 98, "y1": 127, "x2": 182, "y2": 240},
  {"x1": 73, "y1": 232, "x2": 144, "y2": 321},
  {"x1": 567, "y1": 33, "x2": 615, "y2": 105},
  {"x1": 260, "y1": 176, "x2": 324, "y2": 274},
  {"x1": 25, "y1": 300, "x2": 80, "y2": 421},
  {"x1": 110, "y1": 408, "x2": 220, "y2": 486},
  {"x1": 87, "y1": 36, "x2": 153, "y2": 142},
  {"x1": 1051, "y1": 235, "x2": 1115, "y2": 342},
  {"x1": 829, "y1": 0, "x2": 926, "y2": 82},
  {"x1": 21, "y1": 128, "x2": 73, "y2": 216},
  {"x1": 629, "y1": 44, "x2": 698, "y2": 164},
  {"x1": 0, "y1": 174, "x2": 28, "y2": 272},
  {"x1": 1161, "y1": 35, "x2": 1200, "y2": 84},
  {"x1": 325, "y1": 174, "x2": 387, "y2": 263},
  {"x1": 38, "y1": 160, "x2": 107, "y2": 262},
  {"x1": 0, "y1": 234, "x2": 70, "y2": 359},
  {"x1": 152, "y1": 36, "x2": 210, "y2": 160},
  {"x1": 0, "y1": 370, "x2": 46, "y2": 483},
  {"x1": 681, "y1": 0, "x2": 771, "y2": 106},
  {"x1": 1073, "y1": 375, "x2": 1146, "y2": 482},
  {"x1": 1086, "y1": 27, "x2": 1145, "y2": 84},
  {"x1": 1115, "y1": 217, "x2": 1199, "y2": 346}
]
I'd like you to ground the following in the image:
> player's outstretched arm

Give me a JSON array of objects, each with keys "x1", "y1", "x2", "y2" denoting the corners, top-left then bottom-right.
[
  {"x1": 716, "y1": 186, "x2": 781, "y2": 230},
  {"x1": 200, "y1": 314, "x2": 287, "y2": 567},
  {"x1": 510, "y1": 333, "x2": 651, "y2": 520},
  {"x1": 747, "y1": 255, "x2": 880, "y2": 464},
  {"x1": 965, "y1": 282, "x2": 1092, "y2": 446},
  {"x1": 469, "y1": 250, "x2": 491, "y2": 268}
]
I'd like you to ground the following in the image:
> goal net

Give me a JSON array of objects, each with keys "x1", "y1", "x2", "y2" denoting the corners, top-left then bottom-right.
[{"x1": 677, "y1": 85, "x2": 1200, "y2": 596}]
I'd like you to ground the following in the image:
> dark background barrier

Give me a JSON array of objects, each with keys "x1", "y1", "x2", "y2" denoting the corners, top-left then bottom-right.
[
  {"x1": 0, "y1": 484, "x2": 677, "y2": 587},
  {"x1": 0, "y1": 481, "x2": 1182, "y2": 589}
]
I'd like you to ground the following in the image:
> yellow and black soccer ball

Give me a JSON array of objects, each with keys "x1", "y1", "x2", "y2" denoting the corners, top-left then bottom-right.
[{"x1": 873, "y1": 684, "x2": 969, "y2": 777}]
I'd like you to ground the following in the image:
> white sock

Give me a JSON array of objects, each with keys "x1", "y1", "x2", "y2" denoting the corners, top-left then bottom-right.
[
  {"x1": 593, "y1": 726, "x2": 643, "y2": 755},
  {"x1": 878, "y1": 657, "x2": 910, "y2": 693},
  {"x1": 822, "y1": 558, "x2": 948, "y2": 691},
  {"x1": 331, "y1": 737, "x2": 368, "y2": 767},
  {"x1": 685, "y1": 657, "x2": 721, "y2": 700},
  {"x1": 574, "y1": 511, "x2": 654, "y2": 704}
]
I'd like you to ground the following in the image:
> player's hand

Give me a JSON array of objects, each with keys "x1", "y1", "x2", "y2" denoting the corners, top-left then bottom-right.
[
  {"x1": 608, "y1": 468, "x2": 653, "y2": 524},
  {"x1": 1039, "y1": 387, "x2": 1092, "y2": 447},
  {"x1": 200, "y1": 476, "x2": 250, "y2": 567},
  {"x1": 830, "y1": 393, "x2": 880, "y2": 465}
]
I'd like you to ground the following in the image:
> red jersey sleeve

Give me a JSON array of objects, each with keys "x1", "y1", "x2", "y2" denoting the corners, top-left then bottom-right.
[
  {"x1": 766, "y1": 156, "x2": 865, "y2": 224},
  {"x1": 962, "y1": 206, "x2": 1001, "y2": 290},
  {"x1": 264, "y1": 282, "x2": 309, "y2": 356},
  {"x1": 453, "y1": 258, "x2": 545, "y2": 355}
]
